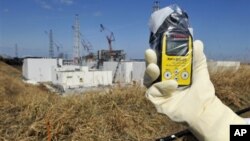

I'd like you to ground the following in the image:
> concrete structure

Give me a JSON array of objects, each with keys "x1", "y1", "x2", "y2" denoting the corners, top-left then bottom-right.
[
  {"x1": 103, "y1": 61, "x2": 145, "y2": 84},
  {"x1": 103, "y1": 60, "x2": 240, "y2": 84},
  {"x1": 22, "y1": 58, "x2": 112, "y2": 91},
  {"x1": 22, "y1": 58, "x2": 62, "y2": 82},
  {"x1": 52, "y1": 66, "x2": 112, "y2": 90},
  {"x1": 97, "y1": 49, "x2": 126, "y2": 68},
  {"x1": 207, "y1": 60, "x2": 240, "y2": 73},
  {"x1": 132, "y1": 62, "x2": 146, "y2": 83},
  {"x1": 23, "y1": 58, "x2": 240, "y2": 87}
]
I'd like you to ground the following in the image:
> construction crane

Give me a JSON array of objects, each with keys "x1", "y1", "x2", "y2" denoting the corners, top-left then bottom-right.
[
  {"x1": 81, "y1": 39, "x2": 92, "y2": 52},
  {"x1": 100, "y1": 24, "x2": 115, "y2": 60},
  {"x1": 81, "y1": 37, "x2": 94, "y2": 62},
  {"x1": 80, "y1": 33, "x2": 93, "y2": 53},
  {"x1": 54, "y1": 43, "x2": 63, "y2": 54}
]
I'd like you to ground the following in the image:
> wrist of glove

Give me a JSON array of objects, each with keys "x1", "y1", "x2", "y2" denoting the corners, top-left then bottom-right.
[{"x1": 144, "y1": 40, "x2": 246, "y2": 141}]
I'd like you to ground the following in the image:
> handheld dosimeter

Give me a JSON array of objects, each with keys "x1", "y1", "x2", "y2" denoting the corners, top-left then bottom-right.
[
  {"x1": 149, "y1": 5, "x2": 193, "y2": 87},
  {"x1": 159, "y1": 32, "x2": 193, "y2": 86}
]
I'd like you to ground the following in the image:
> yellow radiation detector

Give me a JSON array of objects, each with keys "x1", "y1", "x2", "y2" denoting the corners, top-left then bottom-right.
[{"x1": 160, "y1": 32, "x2": 193, "y2": 86}]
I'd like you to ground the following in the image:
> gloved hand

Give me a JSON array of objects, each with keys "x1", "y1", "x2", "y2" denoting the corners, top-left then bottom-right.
[{"x1": 144, "y1": 40, "x2": 246, "y2": 141}]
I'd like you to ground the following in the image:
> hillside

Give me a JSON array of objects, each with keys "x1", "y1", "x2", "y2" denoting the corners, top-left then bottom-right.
[{"x1": 0, "y1": 61, "x2": 249, "y2": 141}]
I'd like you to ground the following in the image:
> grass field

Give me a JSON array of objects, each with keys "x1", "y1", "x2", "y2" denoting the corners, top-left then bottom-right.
[{"x1": 0, "y1": 61, "x2": 249, "y2": 141}]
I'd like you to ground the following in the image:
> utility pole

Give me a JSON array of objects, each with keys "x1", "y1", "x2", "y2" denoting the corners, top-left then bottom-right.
[
  {"x1": 49, "y1": 29, "x2": 54, "y2": 58},
  {"x1": 73, "y1": 14, "x2": 81, "y2": 65}
]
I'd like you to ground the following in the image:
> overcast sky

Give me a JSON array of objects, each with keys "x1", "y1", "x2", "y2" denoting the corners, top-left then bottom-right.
[{"x1": 0, "y1": 0, "x2": 250, "y2": 61}]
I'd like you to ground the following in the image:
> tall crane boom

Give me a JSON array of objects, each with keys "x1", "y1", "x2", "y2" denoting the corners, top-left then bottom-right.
[
  {"x1": 81, "y1": 38, "x2": 92, "y2": 52},
  {"x1": 100, "y1": 24, "x2": 115, "y2": 55}
]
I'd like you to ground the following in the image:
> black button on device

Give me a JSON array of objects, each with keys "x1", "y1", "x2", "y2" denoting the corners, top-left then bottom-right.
[{"x1": 230, "y1": 125, "x2": 250, "y2": 141}]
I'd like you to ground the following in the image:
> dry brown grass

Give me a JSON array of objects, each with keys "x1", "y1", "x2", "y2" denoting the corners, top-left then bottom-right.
[
  {"x1": 211, "y1": 65, "x2": 250, "y2": 111},
  {"x1": 0, "y1": 61, "x2": 184, "y2": 141},
  {"x1": 0, "y1": 61, "x2": 249, "y2": 141}
]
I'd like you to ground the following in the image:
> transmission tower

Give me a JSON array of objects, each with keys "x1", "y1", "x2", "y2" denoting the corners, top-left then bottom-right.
[
  {"x1": 72, "y1": 14, "x2": 81, "y2": 65},
  {"x1": 153, "y1": 0, "x2": 160, "y2": 12},
  {"x1": 49, "y1": 29, "x2": 54, "y2": 58}
]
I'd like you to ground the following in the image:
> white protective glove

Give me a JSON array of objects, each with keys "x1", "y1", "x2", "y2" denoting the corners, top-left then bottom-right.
[{"x1": 144, "y1": 40, "x2": 246, "y2": 141}]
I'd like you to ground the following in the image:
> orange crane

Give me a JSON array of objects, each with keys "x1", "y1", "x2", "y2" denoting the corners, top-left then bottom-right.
[{"x1": 100, "y1": 24, "x2": 115, "y2": 59}]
